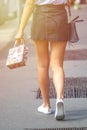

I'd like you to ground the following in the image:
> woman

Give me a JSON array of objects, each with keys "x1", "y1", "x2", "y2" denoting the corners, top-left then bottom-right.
[{"x1": 15, "y1": 0, "x2": 68, "y2": 120}]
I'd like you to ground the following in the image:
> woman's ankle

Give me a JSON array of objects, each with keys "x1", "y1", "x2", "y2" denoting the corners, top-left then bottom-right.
[
  {"x1": 43, "y1": 103, "x2": 51, "y2": 108},
  {"x1": 56, "y1": 96, "x2": 64, "y2": 100}
]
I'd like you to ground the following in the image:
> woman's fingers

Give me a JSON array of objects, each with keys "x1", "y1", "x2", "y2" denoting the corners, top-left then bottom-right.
[
  {"x1": 15, "y1": 31, "x2": 24, "y2": 46},
  {"x1": 15, "y1": 39, "x2": 22, "y2": 46},
  {"x1": 15, "y1": 31, "x2": 23, "y2": 39}
]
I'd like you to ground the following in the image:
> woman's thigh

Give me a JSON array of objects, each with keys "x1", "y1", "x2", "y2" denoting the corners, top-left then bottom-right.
[
  {"x1": 50, "y1": 42, "x2": 67, "y2": 68},
  {"x1": 34, "y1": 40, "x2": 50, "y2": 68}
]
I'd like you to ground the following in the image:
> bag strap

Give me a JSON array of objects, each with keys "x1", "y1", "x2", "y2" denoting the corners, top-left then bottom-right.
[
  {"x1": 67, "y1": 0, "x2": 83, "y2": 22},
  {"x1": 67, "y1": 0, "x2": 71, "y2": 17}
]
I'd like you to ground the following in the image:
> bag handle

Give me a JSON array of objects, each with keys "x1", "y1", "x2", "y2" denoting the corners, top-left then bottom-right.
[
  {"x1": 67, "y1": 0, "x2": 71, "y2": 17},
  {"x1": 67, "y1": 0, "x2": 84, "y2": 23}
]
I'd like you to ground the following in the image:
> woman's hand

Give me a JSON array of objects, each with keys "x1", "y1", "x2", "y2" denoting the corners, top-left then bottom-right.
[
  {"x1": 15, "y1": 31, "x2": 29, "y2": 60},
  {"x1": 15, "y1": 31, "x2": 24, "y2": 46}
]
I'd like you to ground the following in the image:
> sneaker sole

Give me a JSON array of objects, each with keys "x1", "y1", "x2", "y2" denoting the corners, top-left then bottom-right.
[
  {"x1": 38, "y1": 110, "x2": 52, "y2": 114},
  {"x1": 55, "y1": 102, "x2": 65, "y2": 120}
]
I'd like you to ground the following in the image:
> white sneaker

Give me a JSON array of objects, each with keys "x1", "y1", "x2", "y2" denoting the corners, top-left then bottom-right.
[
  {"x1": 55, "y1": 99, "x2": 65, "y2": 120},
  {"x1": 37, "y1": 104, "x2": 52, "y2": 114}
]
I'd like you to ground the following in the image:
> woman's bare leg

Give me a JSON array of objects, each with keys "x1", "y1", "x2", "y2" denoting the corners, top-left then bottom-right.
[
  {"x1": 50, "y1": 42, "x2": 67, "y2": 99},
  {"x1": 34, "y1": 40, "x2": 50, "y2": 108}
]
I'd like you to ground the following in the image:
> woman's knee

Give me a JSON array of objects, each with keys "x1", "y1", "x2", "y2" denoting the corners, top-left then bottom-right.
[
  {"x1": 50, "y1": 63, "x2": 63, "y2": 73},
  {"x1": 50, "y1": 57, "x2": 63, "y2": 72},
  {"x1": 34, "y1": 40, "x2": 50, "y2": 71},
  {"x1": 38, "y1": 63, "x2": 49, "y2": 72},
  {"x1": 50, "y1": 42, "x2": 66, "y2": 72}
]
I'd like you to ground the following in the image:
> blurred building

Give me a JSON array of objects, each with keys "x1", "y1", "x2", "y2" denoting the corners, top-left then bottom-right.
[
  {"x1": 0, "y1": 0, "x2": 8, "y2": 25},
  {"x1": 0, "y1": 0, "x2": 25, "y2": 25},
  {"x1": 7, "y1": 0, "x2": 17, "y2": 19}
]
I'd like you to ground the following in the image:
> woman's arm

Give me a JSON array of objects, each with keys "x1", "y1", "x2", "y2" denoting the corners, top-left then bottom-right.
[{"x1": 16, "y1": 0, "x2": 35, "y2": 39}]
